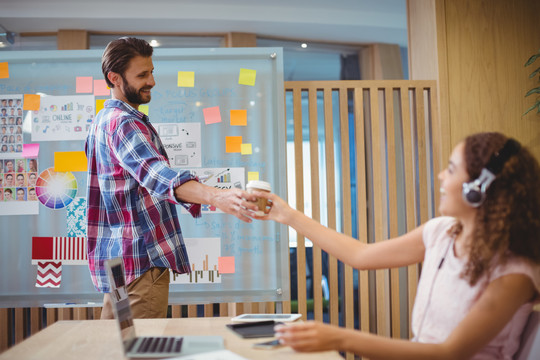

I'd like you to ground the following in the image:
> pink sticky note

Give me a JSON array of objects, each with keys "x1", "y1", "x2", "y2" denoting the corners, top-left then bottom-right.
[
  {"x1": 76, "y1": 76, "x2": 93, "y2": 93},
  {"x1": 218, "y1": 256, "x2": 235, "y2": 274},
  {"x1": 22, "y1": 143, "x2": 40, "y2": 158},
  {"x1": 203, "y1": 106, "x2": 222, "y2": 125},
  {"x1": 94, "y1": 79, "x2": 110, "y2": 96}
]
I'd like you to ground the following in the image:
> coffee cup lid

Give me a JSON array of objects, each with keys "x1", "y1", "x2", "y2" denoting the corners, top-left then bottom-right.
[{"x1": 246, "y1": 180, "x2": 271, "y2": 191}]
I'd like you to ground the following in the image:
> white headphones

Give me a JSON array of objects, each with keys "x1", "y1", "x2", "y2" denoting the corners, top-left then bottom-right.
[{"x1": 462, "y1": 139, "x2": 521, "y2": 207}]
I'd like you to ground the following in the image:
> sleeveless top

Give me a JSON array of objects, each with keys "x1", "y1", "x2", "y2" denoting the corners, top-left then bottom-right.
[{"x1": 412, "y1": 216, "x2": 540, "y2": 359}]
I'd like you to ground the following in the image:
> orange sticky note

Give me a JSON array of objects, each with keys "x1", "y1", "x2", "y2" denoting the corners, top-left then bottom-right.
[
  {"x1": 230, "y1": 109, "x2": 247, "y2": 126},
  {"x1": 139, "y1": 105, "x2": 149, "y2": 115},
  {"x1": 238, "y1": 68, "x2": 256, "y2": 86},
  {"x1": 248, "y1": 172, "x2": 259, "y2": 181},
  {"x1": 95, "y1": 99, "x2": 106, "y2": 114},
  {"x1": 203, "y1": 106, "x2": 222, "y2": 125},
  {"x1": 54, "y1": 151, "x2": 87, "y2": 172},
  {"x1": 23, "y1": 94, "x2": 40, "y2": 111},
  {"x1": 241, "y1": 143, "x2": 252, "y2": 155},
  {"x1": 94, "y1": 79, "x2": 110, "y2": 96},
  {"x1": 178, "y1": 71, "x2": 195, "y2": 87},
  {"x1": 0, "y1": 62, "x2": 9, "y2": 79},
  {"x1": 218, "y1": 256, "x2": 235, "y2": 274},
  {"x1": 225, "y1": 136, "x2": 242, "y2": 153},
  {"x1": 76, "y1": 76, "x2": 93, "y2": 93}
]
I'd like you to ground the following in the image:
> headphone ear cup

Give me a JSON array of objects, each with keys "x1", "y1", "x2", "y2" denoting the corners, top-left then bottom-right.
[{"x1": 462, "y1": 181, "x2": 483, "y2": 207}]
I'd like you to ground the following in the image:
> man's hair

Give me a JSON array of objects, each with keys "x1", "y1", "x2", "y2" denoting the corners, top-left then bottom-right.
[{"x1": 101, "y1": 37, "x2": 154, "y2": 88}]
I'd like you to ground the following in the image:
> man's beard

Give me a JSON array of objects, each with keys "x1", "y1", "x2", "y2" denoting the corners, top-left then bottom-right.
[{"x1": 121, "y1": 75, "x2": 152, "y2": 105}]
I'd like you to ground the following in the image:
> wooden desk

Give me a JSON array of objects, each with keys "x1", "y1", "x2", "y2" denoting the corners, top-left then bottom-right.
[{"x1": 0, "y1": 317, "x2": 342, "y2": 359}]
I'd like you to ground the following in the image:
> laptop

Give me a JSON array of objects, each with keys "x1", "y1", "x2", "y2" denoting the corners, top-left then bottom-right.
[{"x1": 105, "y1": 258, "x2": 225, "y2": 358}]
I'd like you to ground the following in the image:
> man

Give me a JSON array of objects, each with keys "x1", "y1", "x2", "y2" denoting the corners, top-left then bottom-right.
[{"x1": 86, "y1": 37, "x2": 259, "y2": 319}]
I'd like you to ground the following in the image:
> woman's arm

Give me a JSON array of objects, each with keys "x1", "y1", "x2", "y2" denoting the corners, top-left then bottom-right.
[
  {"x1": 275, "y1": 273, "x2": 536, "y2": 360},
  {"x1": 252, "y1": 191, "x2": 426, "y2": 269}
]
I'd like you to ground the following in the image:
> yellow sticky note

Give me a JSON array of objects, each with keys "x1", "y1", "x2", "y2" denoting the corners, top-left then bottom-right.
[
  {"x1": 241, "y1": 143, "x2": 252, "y2": 155},
  {"x1": 225, "y1": 136, "x2": 242, "y2": 153},
  {"x1": 218, "y1": 256, "x2": 235, "y2": 274},
  {"x1": 139, "y1": 105, "x2": 149, "y2": 115},
  {"x1": 23, "y1": 94, "x2": 41, "y2": 111},
  {"x1": 178, "y1": 71, "x2": 195, "y2": 87},
  {"x1": 230, "y1": 109, "x2": 247, "y2": 126},
  {"x1": 238, "y1": 68, "x2": 256, "y2": 86},
  {"x1": 54, "y1": 151, "x2": 87, "y2": 172},
  {"x1": 95, "y1": 99, "x2": 106, "y2": 114},
  {"x1": 0, "y1": 62, "x2": 9, "y2": 79},
  {"x1": 248, "y1": 172, "x2": 259, "y2": 181}
]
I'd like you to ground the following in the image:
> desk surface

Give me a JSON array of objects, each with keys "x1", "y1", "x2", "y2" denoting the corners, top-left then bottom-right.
[{"x1": 0, "y1": 317, "x2": 342, "y2": 360}]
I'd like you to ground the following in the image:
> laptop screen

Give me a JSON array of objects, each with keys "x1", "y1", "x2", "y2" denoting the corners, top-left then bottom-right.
[{"x1": 105, "y1": 258, "x2": 137, "y2": 347}]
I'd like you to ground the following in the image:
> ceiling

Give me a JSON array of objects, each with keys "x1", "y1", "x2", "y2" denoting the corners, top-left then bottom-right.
[{"x1": 0, "y1": 0, "x2": 408, "y2": 47}]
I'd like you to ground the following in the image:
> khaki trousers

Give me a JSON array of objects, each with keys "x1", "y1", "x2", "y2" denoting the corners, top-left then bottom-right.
[{"x1": 101, "y1": 267, "x2": 170, "y2": 319}]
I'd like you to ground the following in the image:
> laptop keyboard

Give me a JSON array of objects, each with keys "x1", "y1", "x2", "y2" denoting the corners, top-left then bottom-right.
[{"x1": 131, "y1": 336, "x2": 184, "y2": 354}]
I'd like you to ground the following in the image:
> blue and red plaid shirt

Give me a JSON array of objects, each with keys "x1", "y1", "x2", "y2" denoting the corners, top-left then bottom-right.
[{"x1": 85, "y1": 99, "x2": 201, "y2": 293}]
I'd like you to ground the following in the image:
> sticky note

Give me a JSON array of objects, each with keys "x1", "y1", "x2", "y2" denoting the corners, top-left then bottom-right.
[
  {"x1": 0, "y1": 62, "x2": 8, "y2": 79},
  {"x1": 238, "y1": 68, "x2": 256, "y2": 86},
  {"x1": 94, "y1": 79, "x2": 110, "y2": 96},
  {"x1": 218, "y1": 256, "x2": 235, "y2": 274},
  {"x1": 54, "y1": 151, "x2": 87, "y2": 172},
  {"x1": 241, "y1": 143, "x2": 252, "y2": 155},
  {"x1": 95, "y1": 99, "x2": 106, "y2": 113},
  {"x1": 225, "y1": 136, "x2": 242, "y2": 153},
  {"x1": 23, "y1": 94, "x2": 41, "y2": 111},
  {"x1": 248, "y1": 172, "x2": 259, "y2": 181},
  {"x1": 76, "y1": 76, "x2": 93, "y2": 93},
  {"x1": 230, "y1": 109, "x2": 247, "y2": 126},
  {"x1": 22, "y1": 143, "x2": 40, "y2": 158},
  {"x1": 139, "y1": 105, "x2": 149, "y2": 115},
  {"x1": 178, "y1": 71, "x2": 195, "y2": 87},
  {"x1": 203, "y1": 106, "x2": 222, "y2": 125}
]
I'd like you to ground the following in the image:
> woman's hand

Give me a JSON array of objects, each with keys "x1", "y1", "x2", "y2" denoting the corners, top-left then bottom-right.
[
  {"x1": 249, "y1": 191, "x2": 294, "y2": 224},
  {"x1": 274, "y1": 321, "x2": 343, "y2": 352}
]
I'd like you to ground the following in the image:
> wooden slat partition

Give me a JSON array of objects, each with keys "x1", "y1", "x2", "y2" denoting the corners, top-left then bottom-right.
[
  {"x1": 1, "y1": 80, "x2": 439, "y2": 355},
  {"x1": 284, "y1": 80, "x2": 439, "y2": 359}
]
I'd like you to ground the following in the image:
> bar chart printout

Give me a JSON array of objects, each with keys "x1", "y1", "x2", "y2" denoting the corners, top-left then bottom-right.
[{"x1": 171, "y1": 237, "x2": 222, "y2": 284}]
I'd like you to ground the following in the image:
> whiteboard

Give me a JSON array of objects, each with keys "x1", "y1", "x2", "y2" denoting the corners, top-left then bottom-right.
[{"x1": 0, "y1": 47, "x2": 289, "y2": 307}]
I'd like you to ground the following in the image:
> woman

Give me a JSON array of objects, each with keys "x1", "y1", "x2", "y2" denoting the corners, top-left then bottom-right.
[{"x1": 252, "y1": 132, "x2": 540, "y2": 359}]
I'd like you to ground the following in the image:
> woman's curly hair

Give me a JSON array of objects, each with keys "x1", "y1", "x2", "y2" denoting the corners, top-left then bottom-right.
[{"x1": 456, "y1": 132, "x2": 540, "y2": 286}]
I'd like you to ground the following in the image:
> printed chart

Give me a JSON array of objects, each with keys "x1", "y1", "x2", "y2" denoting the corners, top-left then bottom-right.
[{"x1": 36, "y1": 167, "x2": 77, "y2": 209}]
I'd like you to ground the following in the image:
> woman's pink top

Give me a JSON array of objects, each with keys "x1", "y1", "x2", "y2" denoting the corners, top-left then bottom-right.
[{"x1": 412, "y1": 216, "x2": 540, "y2": 359}]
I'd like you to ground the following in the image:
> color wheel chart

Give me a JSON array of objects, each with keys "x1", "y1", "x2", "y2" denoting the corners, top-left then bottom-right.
[{"x1": 36, "y1": 167, "x2": 78, "y2": 209}]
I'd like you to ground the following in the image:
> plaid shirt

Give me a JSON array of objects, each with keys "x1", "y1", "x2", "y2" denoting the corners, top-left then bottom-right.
[{"x1": 85, "y1": 99, "x2": 201, "y2": 293}]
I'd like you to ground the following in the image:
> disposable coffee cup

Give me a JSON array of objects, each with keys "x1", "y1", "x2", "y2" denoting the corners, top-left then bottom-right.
[{"x1": 246, "y1": 180, "x2": 272, "y2": 216}]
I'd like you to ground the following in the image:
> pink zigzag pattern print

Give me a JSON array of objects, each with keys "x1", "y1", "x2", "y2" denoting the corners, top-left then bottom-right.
[{"x1": 36, "y1": 261, "x2": 62, "y2": 288}]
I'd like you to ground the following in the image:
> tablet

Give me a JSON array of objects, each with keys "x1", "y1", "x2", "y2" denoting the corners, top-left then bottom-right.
[
  {"x1": 231, "y1": 313, "x2": 302, "y2": 323},
  {"x1": 226, "y1": 321, "x2": 280, "y2": 338}
]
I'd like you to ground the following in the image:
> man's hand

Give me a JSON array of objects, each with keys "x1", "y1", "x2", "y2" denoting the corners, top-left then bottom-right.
[
  {"x1": 210, "y1": 187, "x2": 260, "y2": 222},
  {"x1": 174, "y1": 180, "x2": 259, "y2": 222}
]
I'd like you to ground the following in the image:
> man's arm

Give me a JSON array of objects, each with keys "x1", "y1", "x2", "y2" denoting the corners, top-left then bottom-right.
[{"x1": 174, "y1": 180, "x2": 259, "y2": 223}]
